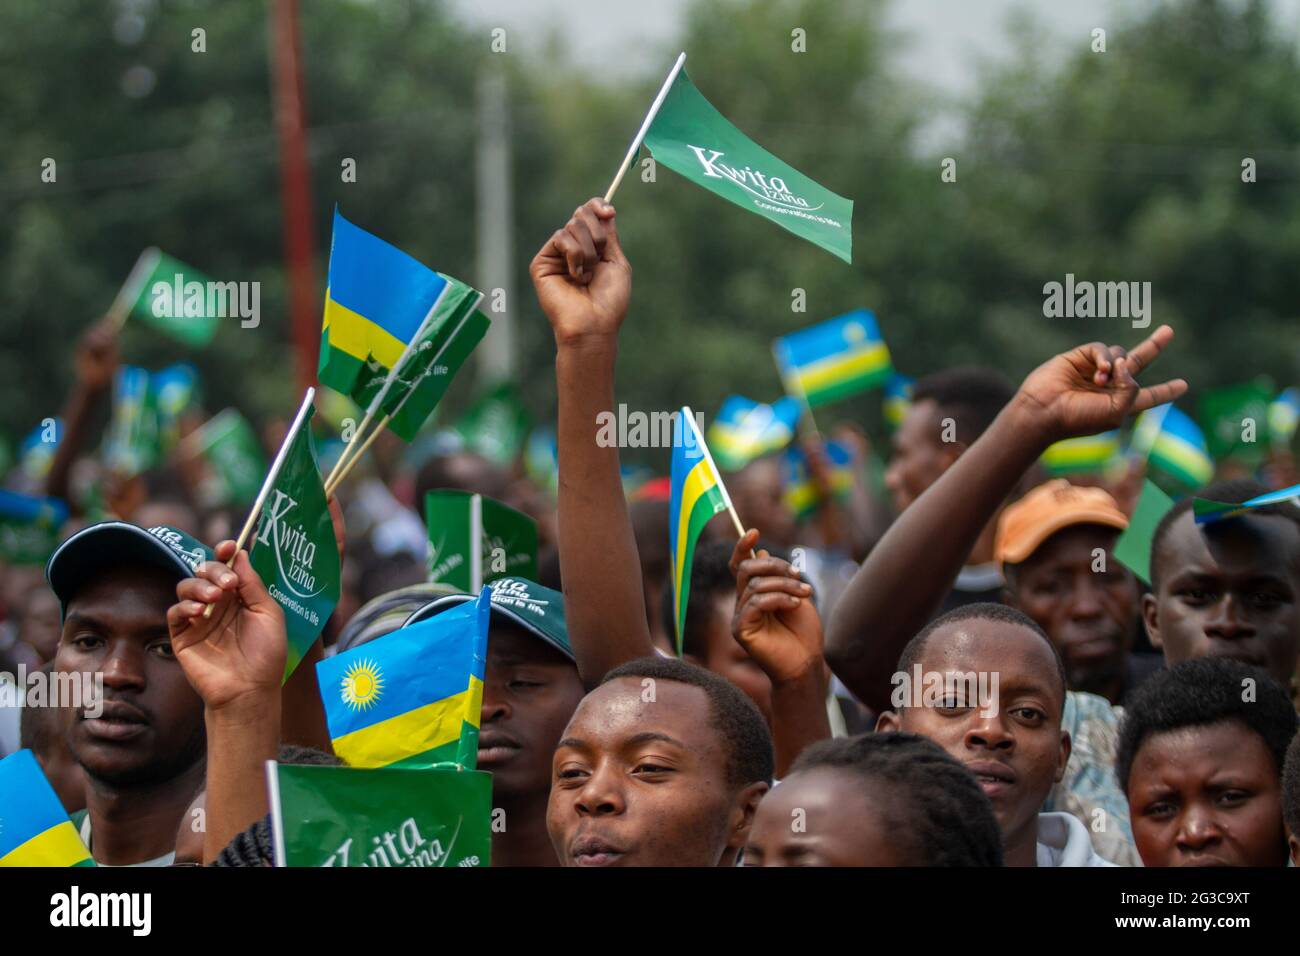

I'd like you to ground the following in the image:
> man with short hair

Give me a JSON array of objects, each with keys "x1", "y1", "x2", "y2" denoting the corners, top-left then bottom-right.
[
  {"x1": 887, "y1": 367, "x2": 1017, "y2": 610},
  {"x1": 1144, "y1": 478, "x2": 1300, "y2": 690},
  {"x1": 826, "y1": 327, "x2": 1185, "y2": 868},
  {"x1": 877, "y1": 603, "x2": 1115, "y2": 866},
  {"x1": 47, "y1": 521, "x2": 213, "y2": 865},
  {"x1": 528, "y1": 199, "x2": 833, "y2": 778},
  {"x1": 547, "y1": 655, "x2": 772, "y2": 867}
]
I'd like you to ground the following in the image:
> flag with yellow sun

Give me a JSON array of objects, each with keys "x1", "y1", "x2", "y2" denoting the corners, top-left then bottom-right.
[{"x1": 316, "y1": 587, "x2": 490, "y2": 769}]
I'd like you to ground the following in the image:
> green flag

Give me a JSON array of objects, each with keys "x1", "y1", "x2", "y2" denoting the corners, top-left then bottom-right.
[
  {"x1": 119, "y1": 248, "x2": 221, "y2": 347},
  {"x1": 378, "y1": 277, "x2": 491, "y2": 442},
  {"x1": 190, "y1": 409, "x2": 267, "y2": 508},
  {"x1": 249, "y1": 406, "x2": 340, "y2": 680},
  {"x1": 1198, "y1": 379, "x2": 1273, "y2": 466},
  {"x1": 454, "y1": 382, "x2": 531, "y2": 467},
  {"x1": 267, "y1": 762, "x2": 492, "y2": 867},
  {"x1": 1113, "y1": 480, "x2": 1175, "y2": 585},
  {"x1": 425, "y1": 490, "x2": 538, "y2": 593},
  {"x1": 642, "y1": 68, "x2": 853, "y2": 262}
]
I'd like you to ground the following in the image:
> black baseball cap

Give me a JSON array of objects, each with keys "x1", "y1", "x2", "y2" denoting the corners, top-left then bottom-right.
[
  {"x1": 46, "y1": 521, "x2": 215, "y2": 612},
  {"x1": 405, "y1": 576, "x2": 573, "y2": 662}
]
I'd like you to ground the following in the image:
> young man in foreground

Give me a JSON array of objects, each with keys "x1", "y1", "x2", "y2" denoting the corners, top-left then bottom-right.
[
  {"x1": 876, "y1": 603, "x2": 1116, "y2": 866},
  {"x1": 529, "y1": 198, "x2": 831, "y2": 774},
  {"x1": 547, "y1": 655, "x2": 773, "y2": 867},
  {"x1": 47, "y1": 522, "x2": 213, "y2": 866}
]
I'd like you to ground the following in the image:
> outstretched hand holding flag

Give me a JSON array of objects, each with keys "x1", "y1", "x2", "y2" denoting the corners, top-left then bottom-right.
[
  {"x1": 316, "y1": 588, "x2": 491, "y2": 770},
  {"x1": 607, "y1": 52, "x2": 854, "y2": 262},
  {"x1": 248, "y1": 403, "x2": 340, "y2": 679},
  {"x1": 200, "y1": 389, "x2": 317, "y2": 620}
]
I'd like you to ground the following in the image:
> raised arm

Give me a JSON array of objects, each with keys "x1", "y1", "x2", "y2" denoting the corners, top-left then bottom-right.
[
  {"x1": 825, "y1": 326, "x2": 1187, "y2": 713},
  {"x1": 529, "y1": 198, "x2": 651, "y2": 688},
  {"x1": 730, "y1": 528, "x2": 831, "y2": 777},
  {"x1": 167, "y1": 540, "x2": 287, "y2": 863},
  {"x1": 46, "y1": 318, "x2": 118, "y2": 507}
]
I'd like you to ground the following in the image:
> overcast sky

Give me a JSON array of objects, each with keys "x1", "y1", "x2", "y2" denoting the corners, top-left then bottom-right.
[{"x1": 446, "y1": 0, "x2": 1300, "y2": 99}]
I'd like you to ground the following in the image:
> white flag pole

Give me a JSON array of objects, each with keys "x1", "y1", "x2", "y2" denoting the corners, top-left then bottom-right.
[
  {"x1": 323, "y1": 283, "x2": 451, "y2": 491},
  {"x1": 469, "y1": 493, "x2": 483, "y2": 593},
  {"x1": 108, "y1": 247, "x2": 161, "y2": 332},
  {"x1": 604, "y1": 52, "x2": 687, "y2": 203},
  {"x1": 323, "y1": 292, "x2": 486, "y2": 499},
  {"x1": 202, "y1": 387, "x2": 315, "y2": 619}
]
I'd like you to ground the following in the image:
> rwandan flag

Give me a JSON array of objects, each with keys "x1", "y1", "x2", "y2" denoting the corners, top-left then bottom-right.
[
  {"x1": 0, "y1": 489, "x2": 69, "y2": 566},
  {"x1": 317, "y1": 588, "x2": 489, "y2": 770},
  {"x1": 882, "y1": 373, "x2": 913, "y2": 429},
  {"x1": 773, "y1": 309, "x2": 892, "y2": 408},
  {"x1": 670, "y1": 406, "x2": 730, "y2": 653},
  {"x1": 318, "y1": 209, "x2": 450, "y2": 403},
  {"x1": 1131, "y1": 404, "x2": 1214, "y2": 488},
  {"x1": 1041, "y1": 430, "x2": 1121, "y2": 477},
  {"x1": 706, "y1": 395, "x2": 801, "y2": 472},
  {"x1": 782, "y1": 441, "x2": 855, "y2": 519},
  {"x1": 0, "y1": 750, "x2": 93, "y2": 867},
  {"x1": 1194, "y1": 481, "x2": 1300, "y2": 525}
]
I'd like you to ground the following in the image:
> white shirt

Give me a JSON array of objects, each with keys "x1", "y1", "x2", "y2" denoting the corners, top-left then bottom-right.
[{"x1": 1036, "y1": 811, "x2": 1119, "y2": 867}]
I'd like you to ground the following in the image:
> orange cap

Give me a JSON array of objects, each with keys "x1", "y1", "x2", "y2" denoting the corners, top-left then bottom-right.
[{"x1": 995, "y1": 479, "x2": 1129, "y2": 566}]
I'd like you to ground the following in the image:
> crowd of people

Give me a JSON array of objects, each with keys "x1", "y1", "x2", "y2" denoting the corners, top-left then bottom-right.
[{"x1": 2, "y1": 197, "x2": 1299, "y2": 868}]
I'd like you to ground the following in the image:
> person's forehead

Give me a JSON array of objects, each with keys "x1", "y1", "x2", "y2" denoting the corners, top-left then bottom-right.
[
  {"x1": 1166, "y1": 510, "x2": 1300, "y2": 579},
  {"x1": 65, "y1": 566, "x2": 176, "y2": 621},
  {"x1": 919, "y1": 621, "x2": 1060, "y2": 694},
  {"x1": 567, "y1": 677, "x2": 713, "y2": 745},
  {"x1": 780, "y1": 766, "x2": 873, "y2": 812},
  {"x1": 1025, "y1": 523, "x2": 1120, "y2": 567},
  {"x1": 487, "y1": 620, "x2": 570, "y2": 668},
  {"x1": 1134, "y1": 720, "x2": 1275, "y2": 779}
]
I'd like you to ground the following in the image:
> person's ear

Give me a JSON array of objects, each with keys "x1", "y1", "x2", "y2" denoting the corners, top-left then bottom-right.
[
  {"x1": 1289, "y1": 832, "x2": 1300, "y2": 868},
  {"x1": 725, "y1": 781, "x2": 769, "y2": 852},
  {"x1": 1055, "y1": 729, "x2": 1072, "y2": 784},
  {"x1": 876, "y1": 710, "x2": 901, "y2": 732},
  {"x1": 1141, "y1": 592, "x2": 1163, "y2": 651}
]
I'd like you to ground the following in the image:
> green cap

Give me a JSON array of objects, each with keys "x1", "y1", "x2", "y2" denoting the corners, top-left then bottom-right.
[
  {"x1": 405, "y1": 577, "x2": 572, "y2": 662},
  {"x1": 46, "y1": 521, "x2": 215, "y2": 611}
]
